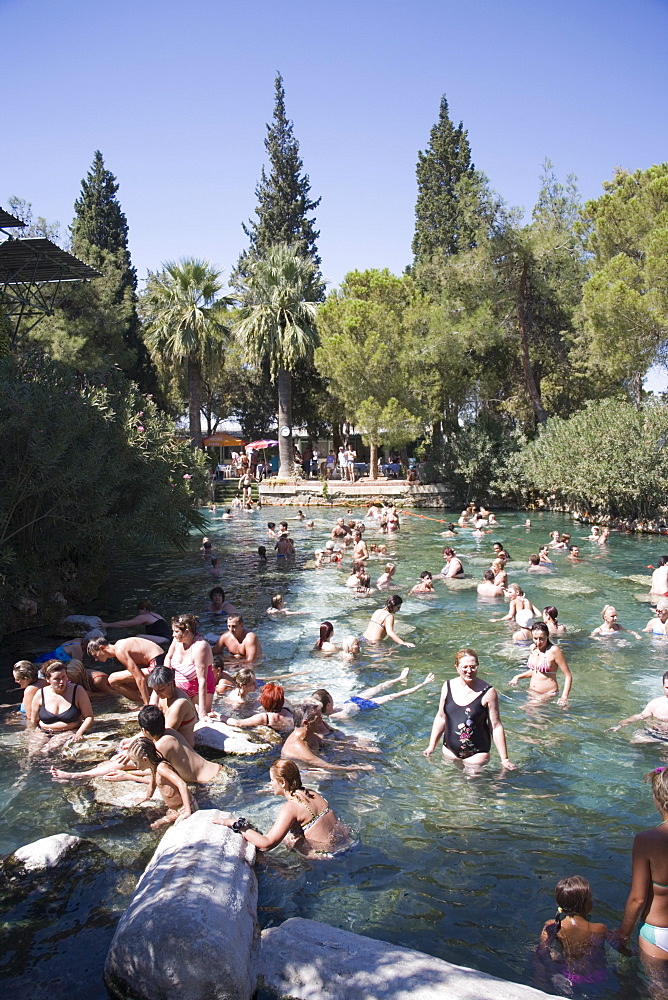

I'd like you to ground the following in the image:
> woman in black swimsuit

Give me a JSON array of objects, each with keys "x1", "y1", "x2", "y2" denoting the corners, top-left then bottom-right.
[
  {"x1": 101, "y1": 599, "x2": 171, "y2": 643},
  {"x1": 423, "y1": 649, "x2": 515, "y2": 770},
  {"x1": 29, "y1": 659, "x2": 94, "y2": 754}
]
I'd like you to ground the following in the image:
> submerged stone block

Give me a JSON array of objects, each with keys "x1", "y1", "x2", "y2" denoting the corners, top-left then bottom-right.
[
  {"x1": 194, "y1": 718, "x2": 270, "y2": 754},
  {"x1": 260, "y1": 917, "x2": 557, "y2": 1000},
  {"x1": 14, "y1": 832, "x2": 83, "y2": 871},
  {"x1": 105, "y1": 809, "x2": 259, "y2": 1000}
]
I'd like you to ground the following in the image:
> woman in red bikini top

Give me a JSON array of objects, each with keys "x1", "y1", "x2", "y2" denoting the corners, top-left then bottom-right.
[
  {"x1": 164, "y1": 613, "x2": 215, "y2": 721},
  {"x1": 147, "y1": 663, "x2": 198, "y2": 747}
]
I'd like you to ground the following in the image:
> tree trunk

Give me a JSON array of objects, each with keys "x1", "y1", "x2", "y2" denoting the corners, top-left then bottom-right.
[
  {"x1": 369, "y1": 439, "x2": 378, "y2": 480},
  {"x1": 632, "y1": 370, "x2": 643, "y2": 411},
  {"x1": 277, "y1": 367, "x2": 293, "y2": 478},
  {"x1": 517, "y1": 260, "x2": 548, "y2": 425},
  {"x1": 187, "y1": 356, "x2": 203, "y2": 449}
]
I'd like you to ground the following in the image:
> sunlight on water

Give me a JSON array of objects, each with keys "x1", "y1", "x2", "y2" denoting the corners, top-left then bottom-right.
[{"x1": 2, "y1": 507, "x2": 668, "y2": 998}]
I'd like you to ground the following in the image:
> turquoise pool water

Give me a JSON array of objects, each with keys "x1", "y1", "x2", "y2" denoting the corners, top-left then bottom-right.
[{"x1": 1, "y1": 507, "x2": 667, "y2": 998}]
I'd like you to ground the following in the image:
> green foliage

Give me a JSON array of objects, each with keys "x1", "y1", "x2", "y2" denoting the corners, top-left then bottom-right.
[
  {"x1": 577, "y1": 164, "x2": 668, "y2": 400},
  {"x1": 419, "y1": 417, "x2": 523, "y2": 501},
  {"x1": 143, "y1": 258, "x2": 231, "y2": 447},
  {"x1": 26, "y1": 151, "x2": 157, "y2": 394},
  {"x1": 505, "y1": 398, "x2": 668, "y2": 518},
  {"x1": 234, "y1": 244, "x2": 322, "y2": 475},
  {"x1": 356, "y1": 396, "x2": 420, "y2": 451},
  {"x1": 0, "y1": 352, "x2": 207, "y2": 635},
  {"x1": 236, "y1": 73, "x2": 321, "y2": 289},
  {"x1": 7, "y1": 196, "x2": 62, "y2": 242}
]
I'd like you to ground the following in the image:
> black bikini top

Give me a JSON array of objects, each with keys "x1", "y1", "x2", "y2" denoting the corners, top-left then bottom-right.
[{"x1": 39, "y1": 684, "x2": 81, "y2": 725}]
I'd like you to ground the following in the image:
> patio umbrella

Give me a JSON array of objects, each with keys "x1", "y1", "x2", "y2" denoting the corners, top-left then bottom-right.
[{"x1": 245, "y1": 439, "x2": 279, "y2": 452}]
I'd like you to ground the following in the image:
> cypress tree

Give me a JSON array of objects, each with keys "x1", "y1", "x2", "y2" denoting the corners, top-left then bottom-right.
[
  {"x1": 34, "y1": 152, "x2": 156, "y2": 393},
  {"x1": 69, "y1": 151, "x2": 156, "y2": 393},
  {"x1": 412, "y1": 95, "x2": 479, "y2": 266},
  {"x1": 235, "y1": 73, "x2": 322, "y2": 287}
]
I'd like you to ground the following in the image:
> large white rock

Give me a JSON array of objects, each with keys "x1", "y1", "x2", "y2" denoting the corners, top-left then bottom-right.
[
  {"x1": 105, "y1": 809, "x2": 259, "y2": 1000},
  {"x1": 194, "y1": 718, "x2": 271, "y2": 755},
  {"x1": 14, "y1": 833, "x2": 82, "y2": 871},
  {"x1": 260, "y1": 918, "x2": 558, "y2": 1000}
]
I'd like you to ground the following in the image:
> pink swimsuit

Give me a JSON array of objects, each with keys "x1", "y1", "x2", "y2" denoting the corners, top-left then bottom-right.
[{"x1": 173, "y1": 636, "x2": 215, "y2": 697}]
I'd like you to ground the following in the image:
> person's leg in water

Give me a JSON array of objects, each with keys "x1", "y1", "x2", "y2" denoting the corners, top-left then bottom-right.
[
  {"x1": 50, "y1": 755, "x2": 149, "y2": 782},
  {"x1": 361, "y1": 669, "x2": 436, "y2": 705}
]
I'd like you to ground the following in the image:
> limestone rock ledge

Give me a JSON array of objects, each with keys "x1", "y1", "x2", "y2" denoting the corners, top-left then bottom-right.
[
  {"x1": 14, "y1": 832, "x2": 83, "y2": 871},
  {"x1": 105, "y1": 810, "x2": 259, "y2": 1000},
  {"x1": 260, "y1": 917, "x2": 557, "y2": 1000}
]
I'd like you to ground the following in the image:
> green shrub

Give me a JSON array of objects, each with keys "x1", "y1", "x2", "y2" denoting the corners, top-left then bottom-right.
[
  {"x1": 0, "y1": 352, "x2": 207, "y2": 634},
  {"x1": 503, "y1": 398, "x2": 668, "y2": 519}
]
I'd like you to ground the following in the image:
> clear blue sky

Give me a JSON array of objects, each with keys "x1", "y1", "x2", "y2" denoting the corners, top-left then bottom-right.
[{"x1": 3, "y1": 0, "x2": 667, "y2": 298}]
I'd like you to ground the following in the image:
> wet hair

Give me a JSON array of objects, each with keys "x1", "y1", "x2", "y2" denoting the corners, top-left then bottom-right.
[
  {"x1": 87, "y1": 636, "x2": 110, "y2": 655},
  {"x1": 147, "y1": 665, "x2": 176, "y2": 689},
  {"x1": 454, "y1": 648, "x2": 478, "y2": 669},
  {"x1": 292, "y1": 703, "x2": 321, "y2": 729},
  {"x1": 508, "y1": 584, "x2": 524, "y2": 596},
  {"x1": 569, "y1": 544, "x2": 579, "y2": 553},
  {"x1": 420, "y1": 571, "x2": 433, "y2": 580},
  {"x1": 384, "y1": 563, "x2": 395, "y2": 573},
  {"x1": 209, "y1": 587, "x2": 225, "y2": 600},
  {"x1": 529, "y1": 554, "x2": 540, "y2": 565},
  {"x1": 270, "y1": 594, "x2": 283, "y2": 609},
  {"x1": 235, "y1": 667, "x2": 256, "y2": 690},
  {"x1": 663, "y1": 670, "x2": 668, "y2": 684},
  {"x1": 538, "y1": 545, "x2": 549, "y2": 555},
  {"x1": 601, "y1": 605, "x2": 616, "y2": 619},
  {"x1": 316, "y1": 621, "x2": 334, "y2": 648},
  {"x1": 341, "y1": 636, "x2": 358, "y2": 654},
  {"x1": 483, "y1": 570, "x2": 495, "y2": 583},
  {"x1": 138, "y1": 704, "x2": 166, "y2": 737},
  {"x1": 448, "y1": 523, "x2": 456, "y2": 531},
  {"x1": 659, "y1": 556, "x2": 668, "y2": 567},
  {"x1": 532, "y1": 622, "x2": 550, "y2": 639},
  {"x1": 128, "y1": 735, "x2": 171, "y2": 771},
  {"x1": 443, "y1": 547, "x2": 456, "y2": 557},
  {"x1": 647, "y1": 767, "x2": 668, "y2": 812},
  {"x1": 544, "y1": 606, "x2": 559, "y2": 621},
  {"x1": 65, "y1": 659, "x2": 93, "y2": 692},
  {"x1": 172, "y1": 613, "x2": 199, "y2": 634},
  {"x1": 353, "y1": 530, "x2": 362, "y2": 540},
  {"x1": 280, "y1": 521, "x2": 288, "y2": 531},
  {"x1": 351, "y1": 561, "x2": 364, "y2": 574},
  {"x1": 386, "y1": 595, "x2": 403, "y2": 613},
  {"x1": 270, "y1": 759, "x2": 308, "y2": 794},
  {"x1": 137, "y1": 599, "x2": 153, "y2": 611},
  {"x1": 259, "y1": 683, "x2": 284, "y2": 712},
  {"x1": 356, "y1": 574, "x2": 371, "y2": 589},
  {"x1": 554, "y1": 876, "x2": 592, "y2": 924},
  {"x1": 211, "y1": 558, "x2": 219, "y2": 568},
  {"x1": 310, "y1": 688, "x2": 334, "y2": 713},
  {"x1": 561, "y1": 534, "x2": 571, "y2": 544},
  {"x1": 227, "y1": 614, "x2": 244, "y2": 626},
  {"x1": 267, "y1": 522, "x2": 275, "y2": 530},
  {"x1": 13, "y1": 660, "x2": 38, "y2": 683},
  {"x1": 257, "y1": 546, "x2": 267, "y2": 558},
  {"x1": 44, "y1": 659, "x2": 69, "y2": 679},
  {"x1": 212, "y1": 655, "x2": 227, "y2": 678}
]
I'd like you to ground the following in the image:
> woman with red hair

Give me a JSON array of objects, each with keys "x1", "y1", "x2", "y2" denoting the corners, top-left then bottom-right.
[{"x1": 221, "y1": 682, "x2": 294, "y2": 733}]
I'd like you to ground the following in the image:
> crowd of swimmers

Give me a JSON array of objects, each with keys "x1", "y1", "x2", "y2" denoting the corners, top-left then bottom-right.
[{"x1": 10, "y1": 499, "x2": 668, "y2": 987}]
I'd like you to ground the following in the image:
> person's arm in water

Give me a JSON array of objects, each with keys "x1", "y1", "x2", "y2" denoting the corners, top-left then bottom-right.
[
  {"x1": 73, "y1": 687, "x2": 94, "y2": 739},
  {"x1": 100, "y1": 613, "x2": 151, "y2": 629},
  {"x1": 224, "y1": 711, "x2": 269, "y2": 728},
  {"x1": 284, "y1": 738, "x2": 371, "y2": 772},
  {"x1": 616, "y1": 832, "x2": 652, "y2": 949},
  {"x1": 508, "y1": 668, "x2": 532, "y2": 687},
  {"x1": 485, "y1": 689, "x2": 516, "y2": 769},
  {"x1": 490, "y1": 598, "x2": 517, "y2": 623},
  {"x1": 423, "y1": 684, "x2": 447, "y2": 756},
  {"x1": 553, "y1": 647, "x2": 572, "y2": 706},
  {"x1": 214, "y1": 800, "x2": 298, "y2": 850},
  {"x1": 609, "y1": 700, "x2": 655, "y2": 731},
  {"x1": 383, "y1": 614, "x2": 416, "y2": 648}
]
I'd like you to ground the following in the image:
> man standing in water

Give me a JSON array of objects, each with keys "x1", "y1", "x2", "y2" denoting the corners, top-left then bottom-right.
[
  {"x1": 213, "y1": 615, "x2": 263, "y2": 662},
  {"x1": 610, "y1": 671, "x2": 668, "y2": 733},
  {"x1": 87, "y1": 636, "x2": 164, "y2": 704}
]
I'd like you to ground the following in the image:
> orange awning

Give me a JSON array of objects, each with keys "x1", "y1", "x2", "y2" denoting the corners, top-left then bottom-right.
[{"x1": 202, "y1": 432, "x2": 245, "y2": 447}]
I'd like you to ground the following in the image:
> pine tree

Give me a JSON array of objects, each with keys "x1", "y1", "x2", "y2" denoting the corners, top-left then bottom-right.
[
  {"x1": 32, "y1": 152, "x2": 156, "y2": 393},
  {"x1": 412, "y1": 95, "x2": 480, "y2": 266},
  {"x1": 235, "y1": 73, "x2": 322, "y2": 287}
]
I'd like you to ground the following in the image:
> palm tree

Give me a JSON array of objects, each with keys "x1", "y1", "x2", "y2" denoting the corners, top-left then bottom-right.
[
  {"x1": 143, "y1": 259, "x2": 230, "y2": 448},
  {"x1": 235, "y1": 244, "x2": 323, "y2": 477}
]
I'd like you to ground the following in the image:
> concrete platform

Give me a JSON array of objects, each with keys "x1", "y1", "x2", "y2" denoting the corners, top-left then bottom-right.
[{"x1": 259, "y1": 480, "x2": 454, "y2": 508}]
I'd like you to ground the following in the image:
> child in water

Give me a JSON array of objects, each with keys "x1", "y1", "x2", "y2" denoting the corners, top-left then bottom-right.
[{"x1": 537, "y1": 876, "x2": 611, "y2": 987}]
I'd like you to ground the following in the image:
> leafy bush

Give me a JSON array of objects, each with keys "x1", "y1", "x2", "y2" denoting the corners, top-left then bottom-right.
[
  {"x1": 0, "y1": 352, "x2": 207, "y2": 634},
  {"x1": 418, "y1": 417, "x2": 523, "y2": 502},
  {"x1": 503, "y1": 398, "x2": 668, "y2": 519}
]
